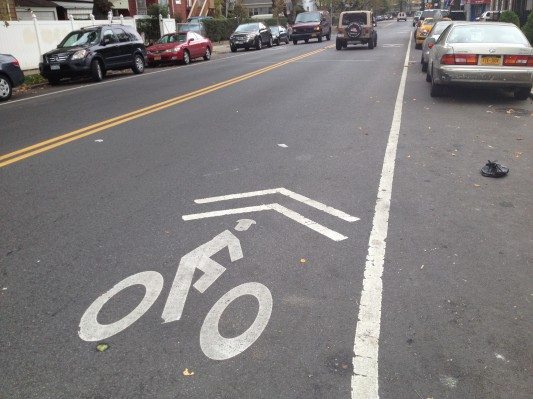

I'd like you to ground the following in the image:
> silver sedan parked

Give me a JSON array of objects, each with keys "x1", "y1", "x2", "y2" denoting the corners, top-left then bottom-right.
[
  {"x1": 426, "y1": 22, "x2": 533, "y2": 99},
  {"x1": 421, "y1": 20, "x2": 453, "y2": 72}
]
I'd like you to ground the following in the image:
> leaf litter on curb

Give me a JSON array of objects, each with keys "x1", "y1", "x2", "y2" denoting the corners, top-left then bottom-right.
[{"x1": 183, "y1": 368, "x2": 195, "y2": 376}]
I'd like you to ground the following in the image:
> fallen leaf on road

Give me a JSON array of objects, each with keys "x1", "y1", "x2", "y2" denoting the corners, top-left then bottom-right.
[
  {"x1": 486, "y1": 110, "x2": 493, "y2": 113},
  {"x1": 300, "y1": 258, "x2": 307, "y2": 264},
  {"x1": 407, "y1": 155, "x2": 411, "y2": 158},
  {"x1": 515, "y1": 152, "x2": 523, "y2": 158},
  {"x1": 94, "y1": 139, "x2": 103, "y2": 143},
  {"x1": 516, "y1": 137, "x2": 524, "y2": 140},
  {"x1": 96, "y1": 343, "x2": 109, "y2": 352},
  {"x1": 183, "y1": 368, "x2": 195, "y2": 376},
  {"x1": 474, "y1": 184, "x2": 481, "y2": 187},
  {"x1": 428, "y1": 126, "x2": 431, "y2": 130}
]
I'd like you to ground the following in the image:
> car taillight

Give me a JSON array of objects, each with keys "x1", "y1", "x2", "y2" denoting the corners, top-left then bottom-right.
[
  {"x1": 441, "y1": 54, "x2": 478, "y2": 65},
  {"x1": 12, "y1": 58, "x2": 20, "y2": 68},
  {"x1": 503, "y1": 55, "x2": 532, "y2": 66}
]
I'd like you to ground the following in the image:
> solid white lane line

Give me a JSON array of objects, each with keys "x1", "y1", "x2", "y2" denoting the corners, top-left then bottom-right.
[
  {"x1": 194, "y1": 187, "x2": 359, "y2": 222},
  {"x1": 182, "y1": 203, "x2": 348, "y2": 242},
  {"x1": 351, "y1": 33, "x2": 412, "y2": 398}
]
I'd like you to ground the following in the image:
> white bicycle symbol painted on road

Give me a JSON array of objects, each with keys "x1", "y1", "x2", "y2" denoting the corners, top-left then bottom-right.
[{"x1": 79, "y1": 221, "x2": 272, "y2": 360}]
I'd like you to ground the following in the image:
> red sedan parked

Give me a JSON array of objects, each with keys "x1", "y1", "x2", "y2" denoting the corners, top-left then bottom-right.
[{"x1": 146, "y1": 32, "x2": 212, "y2": 66}]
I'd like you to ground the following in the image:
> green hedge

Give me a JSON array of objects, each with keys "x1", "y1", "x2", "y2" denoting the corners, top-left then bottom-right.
[
  {"x1": 203, "y1": 18, "x2": 289, "y2": 42},
  {"x1": 522, "y1": 11, "x2": 533, "y2": 44},
  {"x1": 499, "y1": 10, "x2": 520, "y2": 27}
]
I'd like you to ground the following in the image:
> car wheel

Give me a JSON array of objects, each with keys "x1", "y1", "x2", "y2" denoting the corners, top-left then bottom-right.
[
  {"x1": 430, "y1": 67, "x2": 444, "y2": 97},
  {"x1": 245, "y1": 46, "x2": 250, "y2": 51},
  {"x1": 326, "y1": 30, "x2": 331, "y2": 40},
  {"x1": 255, "y1": 37, "x2": 262, "y2": 50},
  {"x1": 336, "y1": 39, "x2": 342, "y2": 50},
  {"x1": 285, "y1": 37, "x2": 289, "y2": 44},
  {"x1": 415, "y1": 42, "x2": 422, "y2": 50},
  {"x1": 422, "y1": 61, "x2": 427, "y2": 72},
  {"x1": 293, "y1": 39, "x2": 298, "y2": 45},
  {"x1": 267, "y1": 36, "x2": 273, "y2": 47},
  {"x1": 0, "y1": 75, "x2": 12, "y2": 102},
  {"x1": 230, "y1": 44, "x2": 237, "y2": 52},
  {"x1": 368, "y1": 38, "x2": 374, "y2": 49},
  {"x1": 183, "y1": 50, "x2": 190, "y2": 64},
  {"x1": 203, "y1": 47, "x2": 211, "y2": 61},
  {"x1": 90, "y1": 59, "x2": 104, "y2": 82},
  {"x1": 132, "y1": 54, "x2": 145, "y2": 74},
  {"x1": 318, "y1": 34, "x2": 322, "y2": 43},
  {"x1": 514, "y1": 87, "x2": 531, "y2": 100},
  {"x1": 147, "y1": 61, "x2": 156, "y2": 68},
  {"x1": 304, "y1": 38, "x2": 309, "y2": 43}
]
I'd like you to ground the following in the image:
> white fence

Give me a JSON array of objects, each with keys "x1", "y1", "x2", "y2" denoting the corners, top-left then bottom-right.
[{"x1": 0, "y1": 14, "x2": 176, "y2": 71}]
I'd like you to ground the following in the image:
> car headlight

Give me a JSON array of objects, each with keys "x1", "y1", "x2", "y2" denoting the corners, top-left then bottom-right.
[
  {"x1": 173, "y1": 45, "x2": 182, "y2": 52},
  {"x1": 71, "y1": 49, "x2": 88, "y2": 60},
  {"x1": 247, "y1": 34, "x2": 255, "y2": 39},
  {"x1": 314, "y1": 26, "x2": 320, "y2": 31}
]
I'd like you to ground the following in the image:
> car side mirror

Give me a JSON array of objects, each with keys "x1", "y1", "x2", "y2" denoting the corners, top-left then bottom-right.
[
  {"x1": 188, "y1": 38, "x2": 194, "y2": 43},
  {"x1": 101, "y1": 38, "x2": 110, "y2": 46}
]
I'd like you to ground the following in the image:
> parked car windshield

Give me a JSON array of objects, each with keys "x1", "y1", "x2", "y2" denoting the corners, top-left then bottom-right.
[
  {"x1": 235, "y1": 23, "x2": 260, "y2": 32},
  {"x1": 295, "y1": 12, "x2": 321, "y2": 23},
  {"x1": 342, "y1": 13, "x2": 367, "y2": 25},
  {"x1": 270, "y1": 26, "x2": 279, "y2": 33},
  {"x1": 447, "y1": 25, "x2": 529, "y2": 44},
  {"x1": 59, "y1": 30, "x2": 100, "y2": 48},
  {"x1": 177, "y1": 23, "x2": 203, "y2": 34},
  {"x1": 157, "y1": 34, "x2": 187, "y2": 44}
]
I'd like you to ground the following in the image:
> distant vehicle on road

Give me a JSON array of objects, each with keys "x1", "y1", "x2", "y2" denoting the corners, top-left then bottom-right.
[
  {"x1": 229, "y1": 23, "x2": 273, "y2": 52},
  {"x1": 177, "y1": 23, "x2": 207, "y2": 37},
  {"x1": 426, "y1": 22, "x2": 533, "y2": 99},
  {"x1": 270, "y1": 26, "x2": 290, "y2": 45},
  {"x1": 336, "y1": 10, "x2": 377, "y2": 50},
  {"x1": 0, "y1": 54, "x2": 24, "y2": 102},
  {"x1": 397, "y1": 12, "x2": 407, "y2": 22},
  {"x1": 39, "y1": 24, "x2": 146, "y2": 84},
  {"x1": 291, "y1": 10, "x2": 332, "y2": 44},
  {"x1": 146, "y1": 32, "x2": 212, "y2": 66},
  {"x1": 415, "y1": 17, "x2": 436, "y2": 49},
  {"x1": 420, "y1": 20, "x2": 454, "y2": 72},
  {"x1": 413, "y1": 10, "x2": 422, "y2": 26},
  {"x1": 476, "y1": 11, "x2": 501, "y2": 21}
]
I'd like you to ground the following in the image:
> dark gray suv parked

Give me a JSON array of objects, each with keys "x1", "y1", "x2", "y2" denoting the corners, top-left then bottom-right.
[
  {"x1": 39, "y1": 24, "x2": 146, "y2": 84},
  {"x1": 0, "y1": 54, "x2": 24, "y2": 102}
]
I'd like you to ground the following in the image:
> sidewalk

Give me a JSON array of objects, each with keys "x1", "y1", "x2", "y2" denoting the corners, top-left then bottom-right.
[{"x1": 211, "y1": 40, "x2": 231, "y2": 54}]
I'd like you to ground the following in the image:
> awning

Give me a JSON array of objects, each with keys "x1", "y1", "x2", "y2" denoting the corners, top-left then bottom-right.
[{"x1": 54, "y1": 1, "x2": 94, "y2": 9}]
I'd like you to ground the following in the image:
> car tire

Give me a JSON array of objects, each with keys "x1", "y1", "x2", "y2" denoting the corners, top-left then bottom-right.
[
  {"x1": 230, "y1": 45, "x2": 237, "y2": 52},
  {"x1": 374, "y1": 34, "x2": 377, "y2": 47},
  {"x1": 326, "y1": 30, "x2": 331, "y2": 40},
  {"x1": 48, "y1": 77, "x2": 61, "y2": 86},
  {"x1": 514, "y1": 87, "x2": 531, "y2": 100},
  {"x1": 90, "y1": 59, "x2": 104, "y2": 82},
  {"x1": 256, "y1": 37, "x2": 262, "y2": 50},
  {"x1": 304, "y1": 38, "x2": 309, "y2": 43},
  {"x1": 147, "y1": 61, "x2": 156, "y2": 68},
  {"x1": 203, "y1": 47, "x2": 211, "y2": 61},
  {"x1": 336, "y1": 39, "x2": 342, "y2": 50},
  {"x1": 285, "y1": 37, "x2": 289, "y2": 44},
  {"x1": 422, "y1": 61, "x2": 427, "y2": 72},
  {"x1": 318, "y1": 34, "x2": 322, "y2": 43},
  {"x1": 132, "y1": 54, "x2": 145, "y2": 74},
  {"x1": 0, "y1": 74, "x2": 12, "y2": 102},
  {"x1": 430, "y1": 68, "x2": 444, "y2": 97},
  {"x1": 183, "y1": 50, "x2": 190, "y2": 64},
  {"x1": 267, "y1": 36, "x2": 273, "y2": 47},
  {"x1": 293, "y1": 39, "x2": 297, "y2": 45},
  {"x1": 368, "y1": 38, "x2": 374, "y2": 49},
  {"x1": 415, "y1": 42, "x2": 422, "y2": 50}
]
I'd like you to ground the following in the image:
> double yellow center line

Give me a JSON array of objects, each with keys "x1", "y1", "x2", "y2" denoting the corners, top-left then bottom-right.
[{"x1": 0, "y1": 46, "x2": 331, "y2": 168}]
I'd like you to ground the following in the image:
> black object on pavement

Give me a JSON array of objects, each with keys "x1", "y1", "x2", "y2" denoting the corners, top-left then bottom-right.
[{"x1": 481, "y1": 160, "x2": 509, "y2": 178}]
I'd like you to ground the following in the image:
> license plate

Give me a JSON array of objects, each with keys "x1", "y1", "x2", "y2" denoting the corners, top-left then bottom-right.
[
  {"x1": 236, "y1": 40, "x2": 243, "y2": 43},
  {"x1": 480, "y1": 55, "x2": 501, "y2": 65},
  {"x1": 154, "y1": 56, "x2": 161, "y2": 61},
  {"x1": 50, "y1": 64, "x2": 60, "y2": 70}
]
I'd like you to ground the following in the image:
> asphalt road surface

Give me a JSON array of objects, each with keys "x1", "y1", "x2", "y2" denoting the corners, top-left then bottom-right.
[{"x1": 1, "y1": 21, "x2": 532, "y2": 399}]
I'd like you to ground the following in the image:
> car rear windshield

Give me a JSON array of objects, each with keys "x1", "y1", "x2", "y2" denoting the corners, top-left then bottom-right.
[
  {"x1": 157, "y1": 34, "x2": 187, "y2": 43},
  {"x1": 59, "y1": 30, "x2": 100, "y2": 47},
  {"x1": 235, "y1": 23, "x2": 259, "y2": 32},
  {"x1": 342, "y1": 13, "x2": 367, "y2": 25},
  {"x1": 432, "y1": 21, "x2": 453, "y2": 35},
  {"x1": 295, "y1": 12, "x2": 321, "y2": 23},
  {"x1": 447, "y1": 25, "x2": 529, "y2": 45}
]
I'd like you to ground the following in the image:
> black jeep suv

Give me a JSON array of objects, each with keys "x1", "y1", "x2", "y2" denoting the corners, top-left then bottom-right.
[{"x1": 40, "y1": 24, "x2": 146, "y2": 84}]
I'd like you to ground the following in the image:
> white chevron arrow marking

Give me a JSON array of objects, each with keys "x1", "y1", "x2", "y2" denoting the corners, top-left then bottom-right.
[{"x1": 182, "y1": 188, "x2": 359, "y2": 241}]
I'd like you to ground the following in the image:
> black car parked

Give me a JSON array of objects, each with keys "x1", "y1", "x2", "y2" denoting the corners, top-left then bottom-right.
[
  {"x1": 229, "y1": 23, "x2": 273, "y2": 52},
  {"x1": 0, "y1": 54, "x2": 24, "y2": 102},
  {"x1": 40, "y1": 24, "x2": 146, "y2": 84},
  {"x1": 270, "y1": 25, "x2": 289, "y2": 45}
]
